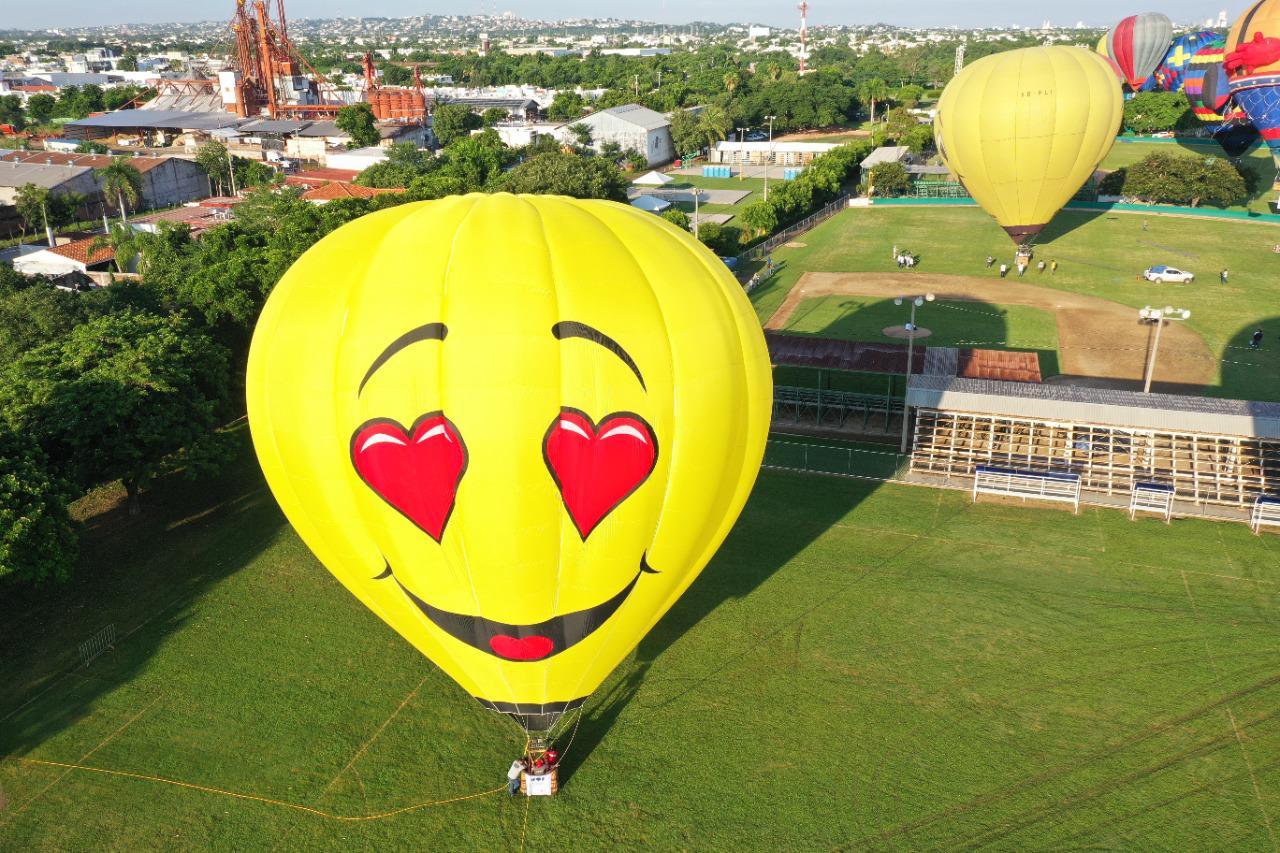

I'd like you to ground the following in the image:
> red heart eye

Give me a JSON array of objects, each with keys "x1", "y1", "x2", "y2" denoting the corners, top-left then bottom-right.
[
  {"x1": 351, "y1": 414, "x2": 467, "y2": 541},
  {"x1": 543, "y1": 409, "x2": 657, "y2": 539}
]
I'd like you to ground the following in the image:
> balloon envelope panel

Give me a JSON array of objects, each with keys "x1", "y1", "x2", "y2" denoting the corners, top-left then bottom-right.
[
  {"x1": 935, "y1": 46, "x2": 1123, "y2": 243},
  {"x1": 1107, "y1": 12, "x2": 1174, "y2": 89},
  {"x1": 245, "y1": 194, "x2": 772, "y2": 728}
]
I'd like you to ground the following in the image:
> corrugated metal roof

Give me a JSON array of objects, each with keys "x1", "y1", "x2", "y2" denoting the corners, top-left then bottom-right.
[
  {"x1": 297, "y1": 120, "x2": 339, "y2": 137},
  {"x1": 238, "y1": 118, "x2": 312, "y2": 134},
  {"x1": 906, "y1": 375, "x2": 1280, "y2": 439},
  {"x1": 860, "y1": 145, "x2": 910, "y2": 167},
  {"x1": 66, "y1": 110, "x2": 244, "y2": 130},
  {"x1": 0, "y1": 160, "x2": 92, "y2": 189},
  {"x1": 956, "y1": 349, "x2": 1041, "y2": 383},
  {"x1": 584, "y1": 104, "x2": 670, "y2": 131}
]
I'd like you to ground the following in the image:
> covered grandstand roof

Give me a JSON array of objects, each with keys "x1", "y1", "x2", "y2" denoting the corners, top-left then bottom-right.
[
  {"x1": 66, "y1": 110, "x2": 244, "y2": 131},
  {"x1": 906, "y1": 375, "x2": 1280, "y2": 439}
]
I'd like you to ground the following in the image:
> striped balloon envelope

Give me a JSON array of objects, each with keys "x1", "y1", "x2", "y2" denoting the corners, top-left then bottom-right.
[{"x1": 1105, "y1": 12, "x2": 1174, "y2": 89}]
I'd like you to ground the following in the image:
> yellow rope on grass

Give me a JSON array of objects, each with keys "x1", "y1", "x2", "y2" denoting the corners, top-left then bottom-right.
[{"x1": 10, "y1": 756, "x2": 503, "y2": 822}]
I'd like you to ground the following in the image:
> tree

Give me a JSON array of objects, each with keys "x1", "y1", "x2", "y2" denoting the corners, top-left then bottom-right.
[
  {"x1": 895, "y1": 84, "x2": 925, "y2": 108},
  {"x1": 567, "y1": 122, "x2": 594, "y2": 149},
  {"x1": 26, "y1": 93, "x2": 56, "y2": 125},
  {"x1": 336, "y1": 102, "x2": 381, "y2": 149},
  {"x1": 1114, "y1": 151, "x2": 1250, "y2": 207},
  {"x1": 379, "y1": 63, "x2": 413, "y2": 86},
  {"x1": 195, "y1": 141, "x2": 232, "y2": 195},
  {"x1": 74, "y1": 140, "x2": 110, "y2": 154},
  {"x1": 14, "y1": 183, "x2": 52, "y2": 243},
  {"x1": 660, "y1": 208, "x2": 690, "y2": 230},
  {"x1": 880, "y1": 107, "x2": 922, "y2": 145},
  {"x1": 740, "y1": 199, "x2": 779, "y2": 235},
  {"x1": 0, "y1": 430, "x2": 77, "y2": 584},
  {"x1": 868, "y1": 162, "x2": 912, "y2": 197},
  {"x1": 482, "y1": 107, "x2": 507, "y2": 126},
  {"x1": 0, "y1": 94, "x2": 25, "y2": 131},
  {"x1": 858, "y1": 78, "x2": 889, "y2": 123},
  {"x1": 1124, "y1": 91, "x2": 1196, "y2": 135},
  {"x1": 546, "y1": 91, "x2": 586, "y2": 121},
  {"x1": 696, "y1": 105, "x2": 731, "y2": 150},
  {"x1": 96, "y1": 157, "x2": 144, "y2": 222},
  {"x1": 497, "y1": 152, "x2": 629, "y2": 202},
  {"x1": 357, "y1": 142, "x2": 437, "y2": 188},
  {"x1": 669, "y1": 108, "x2": 701, "y2": 157},
  {"x1": 118, "y1": 53, "x2": 139, "y2": 72},
  {"x1": 0, "y1": 284, "x2": 89, "y2": 363},
  {"x1": 431, "y1": 102, "x2": 482, "y2": 147},
  {"x1": 0, "y1": 311, "x2": 231, "y2": 513}
]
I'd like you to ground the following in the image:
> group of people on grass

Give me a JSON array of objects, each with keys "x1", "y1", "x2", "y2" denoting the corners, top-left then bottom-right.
[
  {"x1": 984, "y1": 249, "x2": 1057, "y2": 279},
  {"x1": 891, "y1": 245, "x2": 917, "y2": 269},
  {"x1": 507, "y1": 747, "x2": 560, "y2": 796}
]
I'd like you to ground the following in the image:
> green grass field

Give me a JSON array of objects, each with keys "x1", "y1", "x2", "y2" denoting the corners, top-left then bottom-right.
[
  {"x1": 779, "y1": 296, "x2": 1062, "y2": 378},
  {"x1": 1100, "y1": 140, "x2": 1276, "y2": 215},
  {"x1": 661, "y1": 174, "x2": 767, "y2": 220},
  {"x1": 3, "y1": 435, "x2": 1279, "y2": 850},
  {"x1": 751, "y1": 205, "x2": 1280, "y2": 401}
]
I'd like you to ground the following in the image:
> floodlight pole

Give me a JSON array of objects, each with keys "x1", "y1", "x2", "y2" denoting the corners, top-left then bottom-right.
[
  {"x1": 1140, "y1": 305, "x2": 1190, "y2": 393},
  {"x1": 764, "y1": 115, "x2": 776, "y2": 201},
  {"x1": 897, "y1": 293, "x2": 935, "y2": 453},
  {"x1": 693, "y1": 189, "x2": 701, "y2": 239},
  {"x1": 736, "y1": 127, "x2": 748, "y2": 180}
]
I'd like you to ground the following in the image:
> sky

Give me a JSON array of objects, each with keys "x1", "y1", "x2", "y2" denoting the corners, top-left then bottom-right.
[{"x1": 6, "y1": 2, "x2": 1247, "y2": 33}]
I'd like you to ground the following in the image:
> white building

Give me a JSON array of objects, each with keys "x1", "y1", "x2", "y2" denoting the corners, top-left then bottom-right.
[
  {"x1": 709, "y1": 140, "x2": 843, "y2": 166},
  {"x1": 325, "y1": 146, "x2": 389, "y2": 171},
  {"x1": 560, "y1": 104, "x2": 674, "y2": 168}
]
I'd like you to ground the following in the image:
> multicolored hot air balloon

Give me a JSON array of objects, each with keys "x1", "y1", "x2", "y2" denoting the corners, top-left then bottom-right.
[
  {"x1": 246, "y1": 194, "x2": 772, "y2": 733},
  {"x1": 1106, "y1": 12, "x2": 1174, "y2": 90},
  {"x1": 1184, "y1": 39, "x2": 1261, "y2": 156},
  {"x1": 935, "y1": 46, "x2": 1123, "y2": 243},
  {"x1": 1226, "y1": 0, "x2": 1280, "y2": 198},
  {"x1": 1152, "y1": 30, "x2": 1220, "y2": 92}
]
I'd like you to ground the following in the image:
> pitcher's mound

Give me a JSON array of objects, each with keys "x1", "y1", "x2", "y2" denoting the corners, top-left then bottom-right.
[{"x1": 883, "y1": 325, "x2": 932, "y2": 340}]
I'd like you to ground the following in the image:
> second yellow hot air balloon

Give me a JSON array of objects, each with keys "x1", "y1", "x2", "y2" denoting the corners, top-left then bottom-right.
[{"x1": 935, "y1": 46, "x2": 1123, "y2": 243}]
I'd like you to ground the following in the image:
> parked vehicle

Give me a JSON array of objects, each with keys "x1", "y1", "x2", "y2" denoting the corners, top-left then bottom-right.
[{"x1": 1144, "y1": 264, "x2": 1195, "y2": 283}]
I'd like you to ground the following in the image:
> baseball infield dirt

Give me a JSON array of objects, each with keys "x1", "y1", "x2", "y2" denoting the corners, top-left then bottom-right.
[{"x1": 765, "y1": 272, "x2": 1216, "y2": 392}]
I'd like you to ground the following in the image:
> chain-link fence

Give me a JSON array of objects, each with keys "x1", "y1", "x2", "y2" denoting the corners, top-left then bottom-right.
[
  {"x1": 736, "y1": 194, "x2": 851, "y2": 266},
  {"x1": 763, "y1": 438, "x2": 910, "y2": 482}
]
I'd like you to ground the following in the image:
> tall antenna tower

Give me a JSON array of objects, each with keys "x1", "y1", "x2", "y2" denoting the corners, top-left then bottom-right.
[
  {"x1": 954, "y1": 43, "x2": 965, "y2": 76},
  {"x1": 798, "y1": 0, "x2": 809, "y2": 73}
]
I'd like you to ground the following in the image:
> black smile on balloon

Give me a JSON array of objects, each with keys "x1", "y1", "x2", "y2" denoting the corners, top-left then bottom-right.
[{"x1": 377, "y1": 555, "x2": 658, "y2": 662}]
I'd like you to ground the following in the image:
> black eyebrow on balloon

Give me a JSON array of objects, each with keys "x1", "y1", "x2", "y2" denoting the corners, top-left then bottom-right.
[
  {"x1": 552, "y1": 321, "x2": 646, "y2": 391},
  {"x1": 358, "y1": 322, "x2": 448, "y2": 395}
]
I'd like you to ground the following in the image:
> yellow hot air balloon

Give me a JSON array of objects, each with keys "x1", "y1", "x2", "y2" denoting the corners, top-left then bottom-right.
[
  {"x1": 935, "y1": 46, "x2": 1123, "y2": 243},
  {"x1": 246, "y1": 193, "x2": 771, "y2": 731}
]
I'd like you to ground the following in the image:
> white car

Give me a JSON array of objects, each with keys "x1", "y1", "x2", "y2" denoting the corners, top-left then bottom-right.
[{"x1": 1144, "y1": 265, "x2": 1195, "y2": 284}]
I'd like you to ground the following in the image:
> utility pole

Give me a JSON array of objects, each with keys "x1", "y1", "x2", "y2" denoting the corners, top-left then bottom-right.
[
  {"x1": 764, "y1": 115, "x2": 776, "y2": 200},
  {"x1": 1139, "y1": 306, "x2": 1191, "y2": 393},
  {"x1": 693, "y1": 188, "x2": 702, "y2": 239},
  {"x1": 227, "y1": 145, "x2": 239, "y2": 196},
  {"x1": 736, "y1": 127, "x2": 748, "y2": 180}
]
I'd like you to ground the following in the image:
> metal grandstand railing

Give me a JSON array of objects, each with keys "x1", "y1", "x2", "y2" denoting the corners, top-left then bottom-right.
[{"x1": 763, "y1": 438, "x2": 910, "y2": 482}]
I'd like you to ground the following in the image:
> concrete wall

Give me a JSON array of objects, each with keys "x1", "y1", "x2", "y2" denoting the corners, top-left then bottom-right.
[
  {"x1": 0, "y1": 170, "x2": 100, "y2": 207},
  {"x1": 138, "y1": 159, "x2": 210, "y2": 208}
]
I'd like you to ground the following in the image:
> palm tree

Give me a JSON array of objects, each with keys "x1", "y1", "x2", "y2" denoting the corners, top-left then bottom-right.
[
  {"x1": 95, "y1": 157, "x2": 144, "y2": 223},
  {"x1": 696, "y1": 105, "x2": 730, "y2": 150},
  {"x1": 722, "y1": 71, "x2": 740, "y2": 95},
  {"x1": 858, "y1": 78, "x2": 890, "y2": 124},
  {"x1": 87, "y1": 221, "x2": 153, "y2": 274}
]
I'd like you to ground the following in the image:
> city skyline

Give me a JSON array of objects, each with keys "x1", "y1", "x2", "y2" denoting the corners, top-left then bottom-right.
[{"x1": 2, "y1": 2, "x2": 1248, "y2": 33}]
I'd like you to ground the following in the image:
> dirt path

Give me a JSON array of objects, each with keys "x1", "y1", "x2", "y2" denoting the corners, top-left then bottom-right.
[{"x1": 765, "y1": 272, "x2": 1216, "y2": 392}]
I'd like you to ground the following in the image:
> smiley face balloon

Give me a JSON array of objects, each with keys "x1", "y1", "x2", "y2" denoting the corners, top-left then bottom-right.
[{"x1": 246, "y1": 193, "x2": 771, "y2": 730}]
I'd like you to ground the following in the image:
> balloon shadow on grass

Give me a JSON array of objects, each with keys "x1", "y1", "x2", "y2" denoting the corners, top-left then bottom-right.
[
  {"x1": 0, "y1": 429, "x2": 285, "y2": 759},
  {"x1": 1218, "y1": 315, "x2": 1280, "y2": 405},
  {"x1": 558, "y1": 296, "x2": 1014, "y2": 784}
]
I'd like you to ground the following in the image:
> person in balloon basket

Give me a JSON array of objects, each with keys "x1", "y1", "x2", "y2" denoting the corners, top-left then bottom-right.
[{"x1": 507, "y1": 757, "x2": 527, "y2": 796}]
